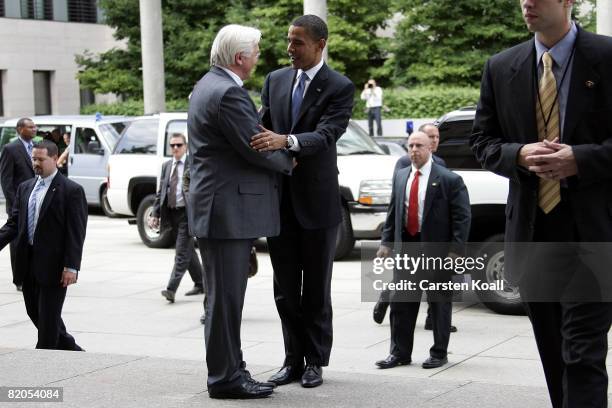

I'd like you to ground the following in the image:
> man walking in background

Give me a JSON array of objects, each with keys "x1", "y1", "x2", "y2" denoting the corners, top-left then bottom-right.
[
  {"x1": 0, "y1": 118, "x2": 36, "y2": 291},
  {"x1": 251, "y1": 14, "x2": 354, "y2": 389},
  {"x1": 0, "y1": 140, "x2": 87, "y2": 351},
  {"x1": 149, "y1": 133, "x2": 205, "y2": 305}
]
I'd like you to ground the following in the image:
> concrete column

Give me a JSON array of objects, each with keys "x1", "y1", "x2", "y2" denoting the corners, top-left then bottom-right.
[
  {"x1": 303, "y1": 0, "x2": 328, "y2": 60},
  {"x1": 139, "y1": 0, "x2": 165, "y2": 114},
  {"x1": 598, "y1": 0, "x2": 612, "y2": 36}
]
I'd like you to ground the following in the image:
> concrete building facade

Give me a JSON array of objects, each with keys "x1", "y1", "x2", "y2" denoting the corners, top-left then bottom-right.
[{"x1": 0, "y1": 0, "x2": 123, "y2": 120}]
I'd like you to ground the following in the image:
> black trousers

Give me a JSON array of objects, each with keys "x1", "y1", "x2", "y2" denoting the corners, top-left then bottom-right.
[
  {"x1": 367, "y1": 106, "x2": 383, "y2": 137},
  {"x1": 10, "y1": 240, "x2": 21, "y2": 286},
  {"x1": 268, "y1": 196, "x2": 337, "y2": 367},
  {"x1": 166, "y1": 208, "x2": 204, "y2": 292},
  {"x1": 22, "y1": 259, "x2": 79, "y2": 350},
  {"x1": 520, "y1": 199, "x2": 612, "y2": 408},
  {"x1": 198, "y1": 237, "x2": 252, "y2": 389}
]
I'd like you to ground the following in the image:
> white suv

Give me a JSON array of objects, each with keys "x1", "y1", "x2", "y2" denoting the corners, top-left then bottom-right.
[{"x1": 105, "y1": 113, "x2": 399, "y2": 259}]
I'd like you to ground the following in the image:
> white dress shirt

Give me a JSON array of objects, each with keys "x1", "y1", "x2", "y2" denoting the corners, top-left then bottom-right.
[
  {"x1": 29, "y1": 170, "x2": 58, "y2": 244},
  {"x1": 360, "y1": 86, "x2": 383, "y2": 108},
  {"x1": 404, "y1": 157, "x2": 433, "y2": 232},
  {"x1": 171, "y1": 154, "x2": 186, "y2": 208}
]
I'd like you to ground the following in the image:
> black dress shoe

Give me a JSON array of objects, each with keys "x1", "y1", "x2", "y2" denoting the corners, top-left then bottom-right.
[
  {"x1": 208, "y1": 380, "x2": 274, "y2": 399},
  {"x1": 185, "y1": 286, "x2": 204, "y2": 296},
  {"x1": 375, "y1": 354, "x2": 411, "y2": 369},
  {"x1": 301, "y1": 365, "x2": 323, "y2": 388},
  {"x1": 422, "y1": 356, "x2": 448, "y2": 369},
  {"x1": 268, "y1": 365, "x2": 304, "y2": 386},
  {"x1": 161, "y1": 289, "x2": 175, "y2": 303},
  {"x1": 242, "y1": 368, "x2": 276, "y2": 389},
  {"x1": 424, "y1": 323, "x2": 458, "y2": 333},
  {"x1": 373, "y1": 300, "x2": 389, "y2": 324}
]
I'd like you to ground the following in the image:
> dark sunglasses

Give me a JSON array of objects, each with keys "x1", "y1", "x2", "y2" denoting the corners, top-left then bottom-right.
[{"x1": 170, "y1": 143, "x2": 184, "y2": 148}]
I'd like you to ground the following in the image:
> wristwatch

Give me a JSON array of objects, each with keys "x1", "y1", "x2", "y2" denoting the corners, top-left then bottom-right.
[{"x1": 286, "y1": 135, "x2": 294, "y2": 149}]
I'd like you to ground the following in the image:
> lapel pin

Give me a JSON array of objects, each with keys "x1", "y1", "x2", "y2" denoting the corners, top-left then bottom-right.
[
  {"x1": 316, "y1": 88, "x2": 322, "y2": 92},
  {"x1": 431, "y1": 182, "x2": 438, "y2": 187},
  {"x1": 585, "y1": 80, "x2": 595, "y2": 88}
]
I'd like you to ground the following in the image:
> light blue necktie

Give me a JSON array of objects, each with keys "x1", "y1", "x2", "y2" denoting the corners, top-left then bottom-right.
[
  {"x1": 27, "y1": 179, "x2": 45, "y2": 244},
  {"x1": 291, "y1": 73, "x2": 307, "y2": 126},
  {"x1": 27, "y1": 143, "x2": 33, "y2": 158}
]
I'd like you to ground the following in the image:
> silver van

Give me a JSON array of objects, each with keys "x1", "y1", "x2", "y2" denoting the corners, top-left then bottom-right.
[{"x1": 0, "y1": 115, "x2": 133, "y2": 215}]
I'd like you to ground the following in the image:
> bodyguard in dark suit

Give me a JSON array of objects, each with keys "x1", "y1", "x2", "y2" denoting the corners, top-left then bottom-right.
[
  {"x1": 374, "y1": 123, "x2": 450, "y2": 325},
  {"x1": 0, "y1": 118, "x2": 36, "y2": 290},
  {"x1": 0, "y1": 140, "x2": 87, "y2": 350},
  {"x1": 250, "y1": 15, "x2": 354, "y2": 388},
  {"x1": 470, "y1": 1, "x2": 612, "y2": 406},
  {"x1": 187, "y1": 24, "x2": 293, "y2": 400},
  {"x1": 375, "y1": 132, "x2": 470, "y2": 370},
  {"x1": 150, "y1": 133, "x2": 204, "y2": 304}
]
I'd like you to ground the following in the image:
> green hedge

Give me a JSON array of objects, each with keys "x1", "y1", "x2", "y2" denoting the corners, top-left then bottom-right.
[
  {"x1": 352, "y1": 86, "x2": 480, "y2": 119},
  {"x1": 82, "y1": 86, "x2": 480, "y2": 119}
]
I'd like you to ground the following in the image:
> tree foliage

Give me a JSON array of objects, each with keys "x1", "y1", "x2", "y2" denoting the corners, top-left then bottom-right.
[{"x1": 77, "y1": 0, "x2": 393, "y2": 99}]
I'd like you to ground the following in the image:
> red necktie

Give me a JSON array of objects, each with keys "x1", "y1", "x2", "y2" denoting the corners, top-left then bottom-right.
[{"x1": 406, "y1": 170, "x2": 420, "y2": 236}]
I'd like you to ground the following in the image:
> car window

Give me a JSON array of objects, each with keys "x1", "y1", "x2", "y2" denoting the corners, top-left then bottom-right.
[
  {"x1": 436, "y1": 118, "x2": 482, "y2": 170},
  {"x1": 164, "y1": 120, "x2": 187, "y2": 157},
  {"x1": 99, "y1": 121, "x2": 130, "y2": 151},
  {"x1": 0, "y1": 127, "x2": 18, "y2": 151},
  {"x1": 75, "y1": 127, "x2": 101, "y2": 154},
  {"x1": 114, "y1": 119, "x2": 159, "y2": 154},
  {"x1": 337, "y1": 121, "x2": 386, "y2": 156}
]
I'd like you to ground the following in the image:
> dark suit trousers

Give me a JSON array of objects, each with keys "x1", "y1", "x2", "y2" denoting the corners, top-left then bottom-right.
[
  {"x1": 10, "y1": 240, "x2": 21, "y2": 286},
  {"x1": 389, "y1": 233, "x2": 452, "y2": 360},
  {"x1": 268, "y1": 194, "x2": 337, "y2": 367},
  {"x1": 198, "y1": 237, "x2": 252, "y2": 389},
  {"x1": 521, "y1": 200, "x2": 612, "y2": 408},
  {"x1": 166, "y1": 207, "x2": 204, "y2": 292},
  {"x1": 22, "y1": 259, "x2": 79, "y2": 350}
]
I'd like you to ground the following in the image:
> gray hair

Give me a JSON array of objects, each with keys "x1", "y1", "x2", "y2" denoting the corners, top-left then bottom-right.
[{"x1": 210, "y1": 24, "x2": 261, "y2": 67}]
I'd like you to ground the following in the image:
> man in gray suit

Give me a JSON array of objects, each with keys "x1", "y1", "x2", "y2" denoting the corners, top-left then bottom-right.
[
  {"x1": 149, "y1": 133, "x2": 204, "y2": 304},
  {"x1": 187, "y1": 24, "x2": 293, "y2": 400}
]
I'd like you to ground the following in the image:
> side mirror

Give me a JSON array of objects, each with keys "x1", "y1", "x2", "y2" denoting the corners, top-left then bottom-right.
[{"x1": 87, "y1": 141, "x2": 104, "y2": 155}]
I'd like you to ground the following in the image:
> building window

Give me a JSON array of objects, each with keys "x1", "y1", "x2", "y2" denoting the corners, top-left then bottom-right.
[
  {"x1": 68, "y1": 0, "x2": 97, "y2": 23},
  {"x1": 0, "y1": 1, "x2": 5, "y2": 17},
  {"x1": 33, "y1": 70, "x2": 52, "y2": 115},
  {"x1": 80, "y1": 88, "x2": 95, "y2": 108},
  {"x1": 21, "y1": 0, "x2": 53, "y2": 20}
]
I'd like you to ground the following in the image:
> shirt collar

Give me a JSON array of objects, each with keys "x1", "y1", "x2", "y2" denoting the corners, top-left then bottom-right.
[
  {"x1": 535, "y1": 21, "x2": 577, "y2": 70},
  {"x1": 297, "y1": 58, "x2": 324, "y2": 83},
  {"x1": 219, "y1": 66, "x2": 243, "y2": 87},
  {"x1": 19, "y1": 137, "x2": 32, "y2": 148},
  {"x1": 38, "y1": 169, "x2": 58, "y2": 185},
  {"x1": 173, "y1": 154, "x2": 186, "y2": 165},
  {"x1": 411, "y1": 156, "x2": 433, "y2": 176}
]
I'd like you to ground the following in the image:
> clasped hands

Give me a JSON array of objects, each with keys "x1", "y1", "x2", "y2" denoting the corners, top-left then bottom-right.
[{"x1": 518, "y1": 139, "x2": 578, "y2": 180}]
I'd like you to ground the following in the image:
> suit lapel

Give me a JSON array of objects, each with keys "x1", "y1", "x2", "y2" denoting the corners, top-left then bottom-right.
[
  {"x1": 509, "y1": 40, "x2": 538, "y2": 143},
  {"x1": 16, "y1": 140, "x2": 34, "y2": 173},
  {"x1": 281, "y1": 69, "x2": 296, "y2": 132},
  {"x1": 291, "y1": 64, "x2": 328, "y2": 131},
  {"x1": 37, "y1": 173, "x2": 61, "y2": 223},
  {"x1": 563, "y1": 28, "x2": 600, "y2": 144},
  {"x1": 422, "y1": 165, "x2": 441, "y2": 223}
]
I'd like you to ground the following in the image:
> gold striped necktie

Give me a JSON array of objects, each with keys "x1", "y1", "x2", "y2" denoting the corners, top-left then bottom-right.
[{"x1": 537, "y1": 51, "x2": 561, "y2": 214}]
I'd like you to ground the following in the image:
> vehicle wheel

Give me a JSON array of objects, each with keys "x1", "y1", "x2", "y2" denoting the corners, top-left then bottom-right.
[
  {"x1": 334, "y1": 206, "x2": 355, "y2": 261},
  {"x1": 100, "y1": 185, "x2": 120, "y2": 218},
  {"x1": 473, "y1": 234, "x2": 526, "y2": 315},
  {"x1": 136, "y1": 194, "x2": 174, "y2": 248}
]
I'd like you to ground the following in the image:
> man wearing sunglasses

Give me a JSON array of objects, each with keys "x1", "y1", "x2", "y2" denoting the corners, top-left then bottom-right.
[{"x1": 150, "y1": 133, "x2": 205, "y2": 305}]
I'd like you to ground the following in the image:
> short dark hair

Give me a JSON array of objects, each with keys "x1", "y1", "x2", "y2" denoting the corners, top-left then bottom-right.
[
  {"x1": 170, "y1": 133, "x2": 187, "y2": 144},
  {"x1": 418, "y1": 123, "x2": 438, "y2": 132},
  {"x1": 33, "y1": 140, "x2": 59, "y2": 158},
  {"x1": 16, "y1": 117, "x2": 33, "y2": 130},
  {"x1": 291, "y1": 14, "x2": 328, "y2": 41}
]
